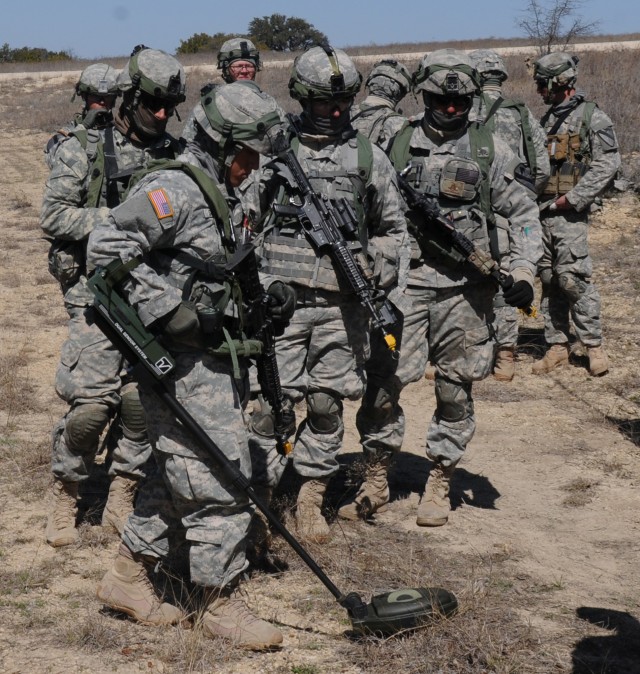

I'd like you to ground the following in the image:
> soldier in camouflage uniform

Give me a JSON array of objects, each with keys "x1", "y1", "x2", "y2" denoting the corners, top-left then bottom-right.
[
  {"x1": 181, "y1": 38, "x2": 261, "y2": 144},
  {"x1": 242, "y1": 45, "x2": 408, "y2": 543},
  {"x1": 41, "y1": 47, "x2": 185, "y2": 547},
  {"x1": 90, "y1": 82, "x2": 292, "y2": 650},
  {"x1": 351, "y1": 58, "x2": 412, "y2": 151},
  {"x1": 339, "y1": 50, "x2": 541, "y2": 526},
  {"x1": 531, "y1": 52, "x2": 620, "y2": 377},
  {"x1": 44, "y1": 62, "x2": 119, "y2": 169},
  {"x1": 469, "y1": 49, "x2": 550, "y2": 382}
]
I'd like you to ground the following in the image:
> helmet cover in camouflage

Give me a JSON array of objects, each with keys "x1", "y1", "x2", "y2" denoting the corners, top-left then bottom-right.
[
  {"x1": 195, "y1": 81, "x2": 287, "y2": 156},
  {"x1": 217, "y1": 38, "x2": 262, "y2": 81},
  {"x1": 413, "y1": 49, "x2": 480, "y2": 97},
  {"x1": 289, "y1": 45, "x2": 362, "y2": 101},
  {"x1": 117, "y1": 47, "x2": 186, "y2": 104},
  {"x1": 365, "y1": 58, "x2": 412, "y2": 103},
  {"x1": 533, "y1": 51, "x2": 579, "y2": 88},
  {"x1": 73, "y1": 63, "x2": 119, "y2": 101},
  {"x1": 469, "y1": 49, "x2": 508, "y2": 83}
]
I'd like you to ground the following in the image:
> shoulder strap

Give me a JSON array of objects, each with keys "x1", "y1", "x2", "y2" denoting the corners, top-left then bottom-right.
[
  {"x1": 579, "y1": 101, "x2": 597, "y2": 153},
  {"x1": 354, "y1": 131, "x2": 374, "y2": 186},
  {"x1": 498, "y1": 99, "x2": 538, "y2": 178},
  {"x1": 468, "y1": 122, "x2": 495, "y2": 225},
  {"x1": 69, "y1": 126, "x2": 106, "y2": 208},
  {"x1": 387, "y1": 119, "x2": 418, "y2": 170}
]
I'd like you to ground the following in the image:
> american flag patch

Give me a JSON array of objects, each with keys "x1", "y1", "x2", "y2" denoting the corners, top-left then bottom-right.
[{"x1": 147, "y1": 189, "x2": 174, "y2": 220}]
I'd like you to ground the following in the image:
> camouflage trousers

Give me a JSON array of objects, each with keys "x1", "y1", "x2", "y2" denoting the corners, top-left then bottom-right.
[
  {"x1": 250, "y1": 287, "x2": 369, "y2": 484},
  {"x1": 357, "y1": 282, "x2": 495, "y2": 466},
  {"x1": 493, "y1": 290, "x2": 519, "y2": 348},
  {"x1": 52, "y1": 305, "x2": 152, "y2": 482},
  {"x1": 123, "y1": 351, "x2": 254, "y2": 588},
  {"x1": 538, "y1": 212, "x2": 603, "y2": 346}
]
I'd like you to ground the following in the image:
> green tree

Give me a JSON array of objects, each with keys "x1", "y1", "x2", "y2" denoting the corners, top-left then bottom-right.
[
  {"x1": 247, "y1": 14, "x2": 328, "y2": 51},
  {"x1": 177, "y1": 31, "x2": 240, "y2": 55},
  {"x1": 516, "y1": 0, "x2": 599, "y2": 54},
  {"x1": 0, "y1": 43, "x2": 71, "y2": 63}
]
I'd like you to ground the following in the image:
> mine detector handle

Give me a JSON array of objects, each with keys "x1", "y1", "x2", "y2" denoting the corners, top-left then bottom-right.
[
  {"x1": 397, "y1": 168, "x2": 537, "y2": 318},
  {"x1": 271, "y1": 128, "x2": 398, "y2": 353},
  {"x1": 87, "y1": 262, "x2": 366, "y2": 617}
]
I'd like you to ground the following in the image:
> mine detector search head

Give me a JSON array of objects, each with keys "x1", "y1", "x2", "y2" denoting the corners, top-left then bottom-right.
[{"x1": 88, "y1": 259, "x2": 458, "y2": 637}]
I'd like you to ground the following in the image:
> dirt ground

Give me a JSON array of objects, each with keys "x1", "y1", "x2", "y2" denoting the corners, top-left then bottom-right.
[{"x1": 0, "y1": 75, "x2": 639, "y2": 674}]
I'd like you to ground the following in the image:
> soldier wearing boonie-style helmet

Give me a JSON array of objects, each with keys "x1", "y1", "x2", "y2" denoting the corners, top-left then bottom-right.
[
  {"x1": 240, "y1": 44, "x2": 408, "y2": 544},
  {"x1": 531, "y1": 52, "x2": 620, "y2": 378},
  {"x1": 468, "y1": 48, "x2": 550, "y2": 383},
  {"x1": 90, "y1": 82, "x2": 294, "y2": 651},
  {"x1": 351, "y1": 58, "x2": 412, "y2": 150},
  {"x1": 339, "y1": 49, "x2": 542, "y2": 527},
  {"x1": 41, "y1": 47, "x2": 184, "y2": 551}
]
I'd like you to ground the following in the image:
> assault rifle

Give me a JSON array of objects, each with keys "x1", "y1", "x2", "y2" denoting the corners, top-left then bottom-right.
[
  {"x1": 397, "y1": 168, "x2": 537, "y2": 318},
  {"x1": 270, "y1": 129, "x2": 399, "y2": 353},
  {"x1": 225, "y1": 243, "x2": 295, "y2": 457}
]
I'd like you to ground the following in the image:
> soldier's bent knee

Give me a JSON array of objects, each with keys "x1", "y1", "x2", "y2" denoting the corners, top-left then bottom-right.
[
  {"x1": 539, "y1": 268, "x2": 554, "y2": 287},
  {"x1": 557, "y1": 272, "x2": 586, "y2": 302},
  {"x1": 360, "y1": 385, "x2": 396, "y2": 426},
  {"x1": 435, "y1": 379, "x2": 473, "y2": 423},
  {"x1": 65, "y1": 402, "x2": 111, "y2": 451},
  {"x1": 307, "y1": 391, "x2": 343, "y2": 434},
  {"x1": 120, "y1": 383, "x2": 147, "y2": 441}
]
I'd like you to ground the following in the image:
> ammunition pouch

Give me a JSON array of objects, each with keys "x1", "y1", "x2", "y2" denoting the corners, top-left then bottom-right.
[
  {"x1": 47, "y1": 239, "x2": 85, "y2": 289},
  {"x1": 542, "y1": 133, "x2": 590, "y2": 197}
]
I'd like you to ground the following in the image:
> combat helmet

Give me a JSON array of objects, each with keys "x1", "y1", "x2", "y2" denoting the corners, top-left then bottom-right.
[
  {"x1": 413, "y1": 49, "x2": 480, "y2": 97},
  {"x1": 194, "y1": 81, "x2": 287, "y2": 170},
  {"x1": 217, "y1": 38, "x2": 261, "y2": 83},
  {"x1": 117, "y1": 45, "x2": 186, "y2": 106},
  {"x1": 469, "y1": 49, "x2": 508, "y2": 85},
  {"x1": 365, "y1": 59, "x2": 412, "y2": 104},
  {"x1": 72, "y1": 63, "x2": 119, "y2": 102},
  {"x1": 533, "y1": 51, "x2": 579, "y2": 89},
  {"x1": 289, "y1": 44, "x2": 362, "y2": 102}
]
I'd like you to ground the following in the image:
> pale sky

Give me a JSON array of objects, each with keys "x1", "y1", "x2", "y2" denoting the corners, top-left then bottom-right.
[{"x1": 3, "y1": 0, "x2": 638, "y2": 59}]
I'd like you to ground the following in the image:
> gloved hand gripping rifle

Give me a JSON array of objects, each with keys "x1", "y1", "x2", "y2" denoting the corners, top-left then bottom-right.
[
  {"x1": 397, "y1": 168, "x2": 537, "y2": 318},
  {"x1": 270, "y1": 130, "x2": 399, "y2": 353}
]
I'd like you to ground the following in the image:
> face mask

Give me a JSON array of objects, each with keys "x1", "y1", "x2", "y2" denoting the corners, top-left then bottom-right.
[
  {"x1": 424, "y1": 93, "x2": 471, "y2": 132},
  {"x1": 131, "y1": 100, "x2": 169, "y2": 139},
  {"x1": 302, "y1": 104, "x2": 352, "y2": 136}
]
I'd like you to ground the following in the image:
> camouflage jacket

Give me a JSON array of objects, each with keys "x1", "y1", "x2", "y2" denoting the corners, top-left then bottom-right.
[{"x1": 352, "y1": 95, "x2": 408, "y2": 151}]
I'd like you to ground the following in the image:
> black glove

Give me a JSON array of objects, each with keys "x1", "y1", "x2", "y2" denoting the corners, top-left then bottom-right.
[
  {"x1": 162, "y1": 301, "x2": 201, "y2": 342},
  {"x1": 502, "y1": 276, "x2": 534, "y2": 309},
  {"x1": 266, "y1": 281, "x2": 296, "y2": 322}
]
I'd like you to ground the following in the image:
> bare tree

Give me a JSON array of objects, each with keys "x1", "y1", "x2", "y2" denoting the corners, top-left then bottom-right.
[{"x1": 516, "y1": 0, "x2": 600, "y2": 54}]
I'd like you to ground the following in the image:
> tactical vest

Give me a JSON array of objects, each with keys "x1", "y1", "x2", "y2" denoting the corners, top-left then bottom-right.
[
  {"x1": 259, "y1": 133, "x2": 375, "y2": 292},
  {"x1": 126, "y1": 160, "x2": 262, "y2": 371},
  {"x1": 540, "y1": 100, "x2": 596, "y2": 198},
  {"x1": 388, "y1": 119, "x2": 496, "y2": 268}
]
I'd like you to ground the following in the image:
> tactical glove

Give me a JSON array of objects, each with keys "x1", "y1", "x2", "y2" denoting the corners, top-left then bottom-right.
[
  {"x1": 266, "y1": 281, "x2": 296, "y2": 322},
  {"x1": 502, "y1": 276, "x2": 534, "y2": 309}
]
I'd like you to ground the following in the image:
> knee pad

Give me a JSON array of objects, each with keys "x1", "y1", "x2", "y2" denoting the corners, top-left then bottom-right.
[
  {"x1": 120, "y1": 382, "x2": 147, "y2": 441},
  {"x1": 307, "y1": 391, "x2": 343, "y2": 434},
  {"x1": 64, "y1": 402, "x2": 111, "y2": 452},
  {"x1": 359, "y1": 384, "x2": 398, "y2": 427},
  {"x1": 434, "y1": 379, "x2": 473, "y2": 423},
  {"x1": 557, "y1": 272, "x2": 586, "y2": 302},
  {"x1": 539, "y1": 268, "x2": 554, "y2": 287}
]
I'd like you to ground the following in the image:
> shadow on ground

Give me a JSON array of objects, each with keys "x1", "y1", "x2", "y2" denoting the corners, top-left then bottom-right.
[{"x1": 572, "y1": 607, "x2": 640, "y2": 674}]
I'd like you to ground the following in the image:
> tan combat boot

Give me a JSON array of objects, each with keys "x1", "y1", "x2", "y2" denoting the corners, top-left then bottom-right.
[
  {"x1": 338, "y1": 455, "x2": 391, "y2": 521},
  {"x1": 493, "y1": 347, "x2": 516, "y2": 382},
  {"x1": 531, "y1": 343, "x2": 569, "y2": 375},
  {"x1": 96, "y1": 543, "x2": 185, "y2": 626},
  {"x1": 102, "y1": 475, "x2": 138, "y2": 534},
  {"x1": 45, "y1": 479, "x2": 79, "y2": 548},
  {"x1": 416, "y1": 464, "x2": 454, "y2": 527},
  {"x1": 294, "y1": 478, "x2": 330, "y2": 543},
  {"x1": 201, "y1": 587, "x2": 283, "y2": 650},
  {"x1": 588, "y1": 345, "x2": 609, "y2": 377}
]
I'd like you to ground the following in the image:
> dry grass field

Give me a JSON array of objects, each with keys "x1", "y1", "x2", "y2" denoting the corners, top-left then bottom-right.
[{"x1": 0, "y1": 39, "x2": 639, "y2": 673}]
